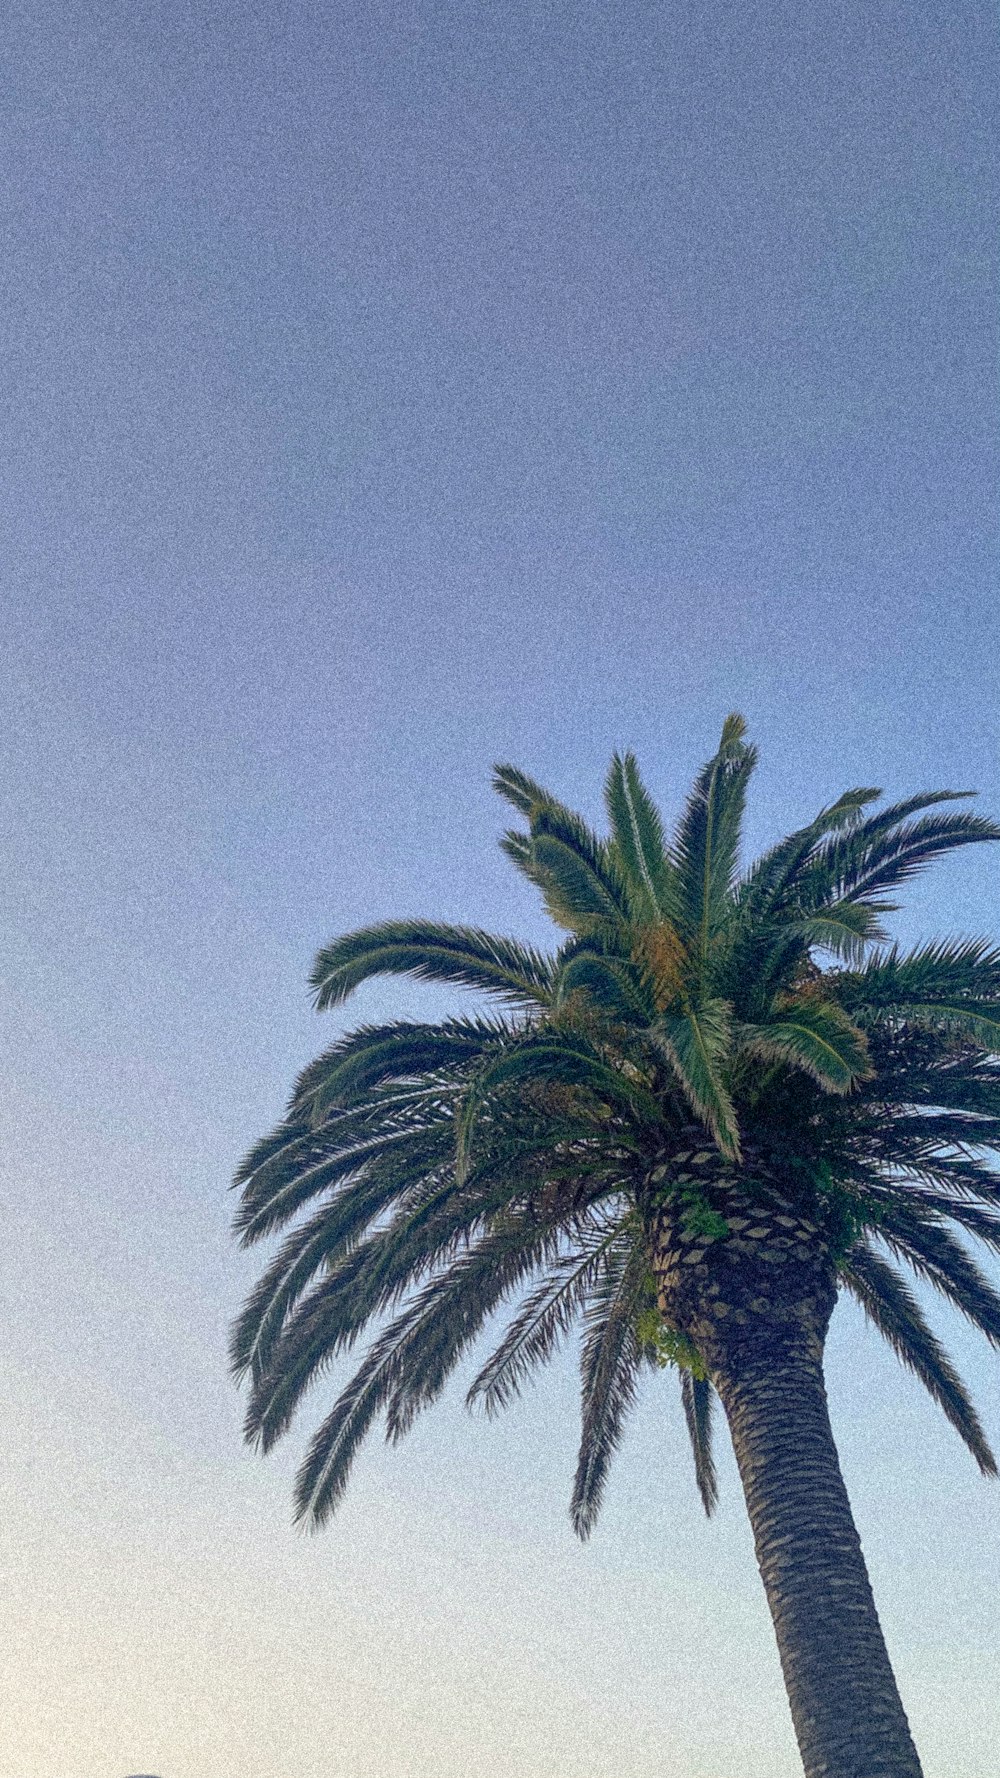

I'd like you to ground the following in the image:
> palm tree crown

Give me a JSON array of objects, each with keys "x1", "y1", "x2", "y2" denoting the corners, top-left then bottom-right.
[{"x1": 232, "y1": 716, "x2": 1000, "y2": 1539}]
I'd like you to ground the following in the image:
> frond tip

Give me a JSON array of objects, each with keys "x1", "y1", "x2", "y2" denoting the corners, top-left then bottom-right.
[
  {"x1": 605, "y1": 751, "x2": 673, "y2": 920},
  {"x1": 840, "y1": 1245, "x2": 998, "y2": 1477},
  {"x1": 571, "y1": 1241, "x2": 648, "y2": 1539},
  {"x1": 681, "y1": 1371, "x2": 719, "y2": 1516},
  {"x1": 309, "y1": 920, "x2": 555, "y2": 1009}
]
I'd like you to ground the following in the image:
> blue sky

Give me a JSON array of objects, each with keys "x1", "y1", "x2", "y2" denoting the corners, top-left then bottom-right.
[{"x1": 1, "y1": 3, "x2": 998, "y2": 1774}]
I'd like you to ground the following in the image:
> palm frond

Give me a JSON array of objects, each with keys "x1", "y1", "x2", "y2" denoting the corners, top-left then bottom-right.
[
  {"x1": 743, "y1": 790, "x2": 973, "y2": 920},
  {"x1": 848, "y1": 938, "x2": 1000, "y2": 1002},
  {"x1": 800, "y1": 809, "x2": 1000, "y2": 909},
  {"x1": 232, "y1": 1203, "x2": 367, "y2": 1386},
  {"x1": 233, "y1": 1115, "x2": 312, "y2": 1193},
  {"x1": 518, "y1": 800, "x2": 632, "y2": 927},
  {"x1": 291, "y1": 1312, "x2": 412, "y2": 1527},
  {"x1": 381, "y1": 1223, "x2": 582, "y2": 1442},
  {"x1": 305, "y1": 1018, "x2": 513, "y2": 1121},
  {"x1": 735, "y1": 787, "x2": 883, "y2": 915},
  {"x1": 873, "y1": 1211, "x2": 1000, "y2": 1347},
  {"x1": 231, "y1": 1131, "x2": 457, "y2": 1379},
  {"x1": 672, "y1": 714, "x2": 758, "y2": 974},
  {"x1": 864, "y1": 1038, "x2": 1000, "y2": 1118},
  {"x1": 527, "y1": 833, "x2": 628, "y2": 934},
  {"x1": 243, "y1": 1151, "x2": 572, "y2": 1454},
  {"x1": 782, "y1": 901, "x2": 888, "y2": 963},
  {"x1": 235, "y1": 1118, "x2": 446, "y2": 1246},
  {"x1": 309, "y1": 921, "x2": 555, "y2": 1010},
  {"x1": 838, "y1": 940, "x2": 1000, "y2": 1048},
  {"x1": 499, "y1": 828, "x2": 534, "y2": 870},
  {"x1": 570, "y1": 1239, "x2": 649, "y2": 1538},
  {"x1": 901, "y1": 1192, "x2": 1000, "y2": 1250},
  {"x1": 604, "y1": 752, "x2": 674, "y2": 921},
  {"x1": 466, "y1": 1226, "x2": 624, "y2": 1416},
  {"x1": 492, "y1": 763, "x2": 571, "y2": 819},
  {"x1": 874, "y1": 1113, "x2": 1000, "y2": 1160},
  {"x1": 297, "y1": 1137, "x2": 617, "y2": 1395},
  {"x1": 851, "y1": 789, "x2": 978, "y2": 838},
  {"x1": 681, "y1": 1371, "x2": 719, "y2": 1516},
  {"x1": 651, "y1": 999, "x2": 740, "y2": 1158},
  {"x1": 740, "y1": 998, "x2": 871, "y2": 1095},
  {"x1": 840, "y1": 1245, "x2": 997, "y2": 1474},
  {"x1": 296, "y1": 1195, "x2": 623, "y2": 1528},
  {"x1": 454, "y1": 1032, "x2": 658, "y2": 1182},
  {"x1": 554, "y1": 946, "x2": 655, "y2": 1024}
]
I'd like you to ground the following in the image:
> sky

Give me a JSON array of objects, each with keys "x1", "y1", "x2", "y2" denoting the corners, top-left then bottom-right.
[{"x1": 1, "y1": 2, "x2": 998, "y2": 1774}]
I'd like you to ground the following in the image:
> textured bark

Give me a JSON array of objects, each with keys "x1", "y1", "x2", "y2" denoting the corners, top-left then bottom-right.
[
  {"x1": 648, "y1": 1152, "x2": 836, "y2": 1379},
  {"x1": 717, "y1": 1352, "x2": 923, "y2": 1778},
  {"x1": 649, "y1": 1151, "x2": 923, "y2": 1778}
]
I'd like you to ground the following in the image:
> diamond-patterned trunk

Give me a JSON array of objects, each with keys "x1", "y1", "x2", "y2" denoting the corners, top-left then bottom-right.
[{"x1": 649, "y1": 1150, "x2": 924, "y2": 1778}]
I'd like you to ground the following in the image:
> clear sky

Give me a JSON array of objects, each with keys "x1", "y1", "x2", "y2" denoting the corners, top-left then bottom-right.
[{"x1": 1, "y1": 2, "x2": 998, "y2": 1775}]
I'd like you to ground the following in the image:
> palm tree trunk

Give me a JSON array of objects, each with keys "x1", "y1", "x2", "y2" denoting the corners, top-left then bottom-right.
[
  {"x1": 714, "y1": 1348, "x2": 923, "y2": 1778},
  {"x1": 649, "y1": 1166, "x2": 923, "y2": 1776}
]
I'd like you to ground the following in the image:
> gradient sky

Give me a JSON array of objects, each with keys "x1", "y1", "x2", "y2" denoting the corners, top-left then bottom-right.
[{"x1": 2, "y1": 3, "x2": 998, "y2": 1775}]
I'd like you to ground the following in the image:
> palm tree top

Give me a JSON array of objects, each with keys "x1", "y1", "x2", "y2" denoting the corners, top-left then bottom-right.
[{"x1": 233, "y1": 716, "x2": 1000, "y2": 1534}]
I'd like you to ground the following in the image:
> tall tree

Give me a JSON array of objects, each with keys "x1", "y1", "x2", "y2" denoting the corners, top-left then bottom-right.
[{"x1": 233, "y1": 719, "x2": 1000, "y2": 1778}]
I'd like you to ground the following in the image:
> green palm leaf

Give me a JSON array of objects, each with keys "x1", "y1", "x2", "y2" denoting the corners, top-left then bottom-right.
[
  {"x1": 554, "y1": 944, "x2": 654, "y2": 1023},
  {"x1": 733, "y1": 787, "x2": 883, "y2": 927},
  {"x1": 800, "y1": 808, "x2": 1000, "y2": 909},
  {"x1": 305, "y1": 1018, "x2": 512, "y2": 1121},
  {"x1": 672, "y1": 713, "x2": 758, "y2": 974},
  {"x1": 604, "y1": 751, "x2": 674, "y2": 921},
  {"x1": 840, "y1": 1245, "x2": 997, "y2": 1475},
  {"x1": 454, "y1": 1032, "x2": 658, "y2": 1182},
  {"x1": 874, "y1": 1210, "x2": 1000, "y2": 1346},
  {"x1": 740, "y1": 998, "x2": 872, "y2": 1094},
  {"x1": 781, "y1": 901, "x2": 888, "y2": 963},
  {"x1": 851, "y1": 789, "x2": 979, "y2": 838},
  {"x1": 903, "y1": 1192, "x2": 1000, "y2": 1250},
  {"x1": 235, "y1": 1113, "x2": 449, "y2": 1245},
  {"x1": 681, "y1": 1371, "x2": 719, "y2": 1516},
  {"x1": 527, "y1": 831, "x2": 628, "y2": 933},
  {"x1": 310, "y1": 920, "x2": 555, "y2": 1010},
  {"x1": 570, "y1": 1238, "x2": 649, "y2": 1538},
  {"x1": 291, "y1": 1309, "x2": 413, "y2": 1526},
  {"x1": 492, "y1": 763, "x2": 572, "y2": 820},
  {"x1": 466, "y1": 1226, "x2": 624, "y2": 1416},
  {"x1": 503, "y1": 800, "x2": 632, "y2": 935},
  {"x1": 838, "y1": 940, "x2": 1000, "y2": 1047},
  {"x1": 231, "y1": 1131, "x2": 455, "y2": 1379},
  {"x1": 652, "y1": 999, "x2": 740, "y2": 1158}
]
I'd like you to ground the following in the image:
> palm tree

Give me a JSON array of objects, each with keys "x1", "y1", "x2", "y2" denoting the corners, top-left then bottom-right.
[{"x1": 232, "y1": 717, "x2": 1000, "y2": 1778}]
